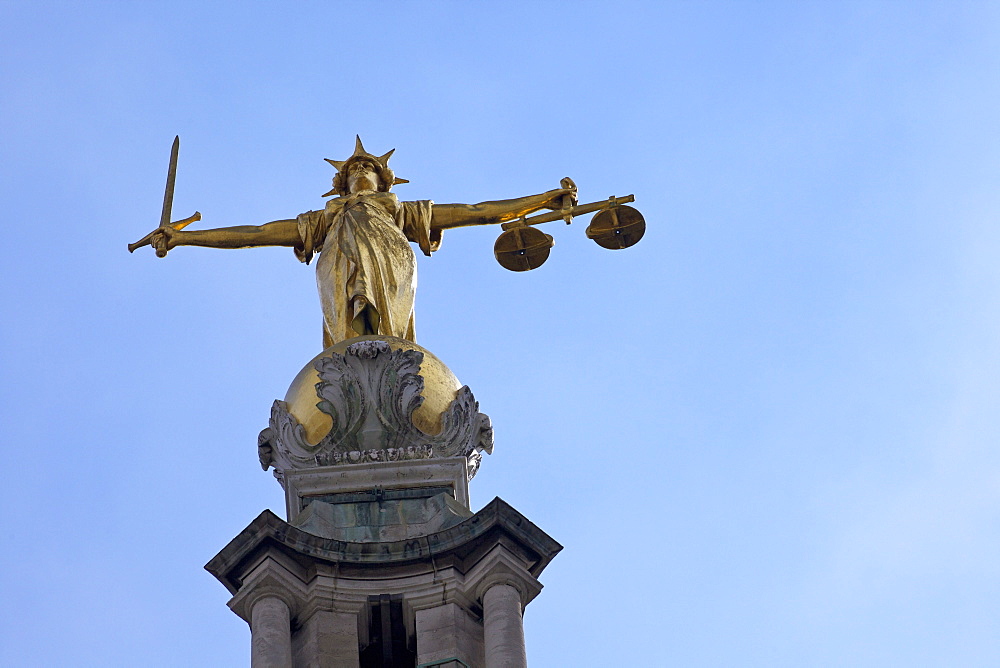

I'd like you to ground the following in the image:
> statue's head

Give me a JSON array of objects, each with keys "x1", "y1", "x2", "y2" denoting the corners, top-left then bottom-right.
[{"x1": 323, "y1": 136, "x2": 409, "y2": 197}]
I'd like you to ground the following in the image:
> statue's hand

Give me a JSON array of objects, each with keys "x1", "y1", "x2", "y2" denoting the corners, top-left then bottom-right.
[
  {"x1": 127, "y1": 212, "x2": 199, "y2": 256},
  {"x1": 544, "y1": 180, "x2": 578, "y2": 211},
  {"x1": 545, "y1": 184, "x2": 577, "y2": 211},
  {"x1": 150, "y1": 225, "x2": 179, "y2": 258}
]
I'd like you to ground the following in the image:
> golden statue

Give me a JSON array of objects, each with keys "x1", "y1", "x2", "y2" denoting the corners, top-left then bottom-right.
[{"x1": 131, "y1": 137, "x2": 643, "y2": 348}]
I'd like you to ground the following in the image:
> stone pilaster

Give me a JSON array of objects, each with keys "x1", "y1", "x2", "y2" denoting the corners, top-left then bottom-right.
[
  {"x1": 414, "y1": 602, "x2": 485, "y2": 667},
  {"x1": 291, "y1": 609, "x2": 361, "y2": 668}
]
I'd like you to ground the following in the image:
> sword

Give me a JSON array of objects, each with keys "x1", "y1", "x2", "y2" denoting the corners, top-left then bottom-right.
[
  {"x1": 128, "y1": 135, "x2": 200, "y2": 256},
  {"x1": 161, "y1": 135, "x2": 179, "y2": 231}
]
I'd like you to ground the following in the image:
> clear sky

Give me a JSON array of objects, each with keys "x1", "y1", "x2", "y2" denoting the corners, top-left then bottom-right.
[{"x1": 2, "y1": 2, "x2": 1000, "y2": 666}]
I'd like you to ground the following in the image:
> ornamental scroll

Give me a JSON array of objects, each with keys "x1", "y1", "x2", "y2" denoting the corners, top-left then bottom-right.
[{"x1": 258, "y1": 341, "x2": 494, "y2": 485}]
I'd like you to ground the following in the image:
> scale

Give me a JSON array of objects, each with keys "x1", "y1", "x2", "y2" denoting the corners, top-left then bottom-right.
[{"x1": 493, "y1": 177, "x2": 646, "y2": 271}]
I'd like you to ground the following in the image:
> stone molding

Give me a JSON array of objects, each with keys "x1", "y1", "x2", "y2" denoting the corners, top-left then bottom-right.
[
  {"x1": 297, "y1": 580, "x2": 372, "y2": 623},
  {"x1": 208, "y1": 497, "x2": 559, "y2": 622},
  {"x1": 207, "y1": 498, "x2": 561, "y2": 597},
  {"x1": 208, "y1": 498, "x2": 560, "y2": 667},
  {"x1": 258, "y1": 341, "x2": 493, "y2": 485},
  {"x1": 403, "y1": 578, "x2": 479, "y2": 615},
  {"x1": 469, "y1": 548, "x2": 543, "y2": 610},
  {"x1": 228, "y1": 556, "x2": 309, "y2": 623},
  {"x1": 283, "y1": 458, "x2": 471, "y2": 523}
]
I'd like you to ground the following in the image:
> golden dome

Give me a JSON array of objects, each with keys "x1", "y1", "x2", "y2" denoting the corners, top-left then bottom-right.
[{"x1": 283, "y1": 335, "x2": 463, "y2": 445}]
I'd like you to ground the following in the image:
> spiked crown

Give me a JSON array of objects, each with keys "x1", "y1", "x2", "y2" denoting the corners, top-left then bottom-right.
[{"x1": 323, "y1": 136, "x2": 409, "y2": 197}]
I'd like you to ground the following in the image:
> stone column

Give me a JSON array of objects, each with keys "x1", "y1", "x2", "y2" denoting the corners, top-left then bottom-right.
[
  {"x1": 482, "y1": 584, "x2": 526, "y2": 668},
  {"x1": 251, "y1": 595, "x2": 293, "y2": 668}
]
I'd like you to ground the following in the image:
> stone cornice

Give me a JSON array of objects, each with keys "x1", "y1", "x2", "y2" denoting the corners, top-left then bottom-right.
[{"x1": 206, "y1": 497, "x2": 562, "y2": 597}]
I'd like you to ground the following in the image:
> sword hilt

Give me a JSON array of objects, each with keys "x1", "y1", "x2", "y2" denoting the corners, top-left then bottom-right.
[{"x1": 127, "y1": 211, "x2": 201, "y2": 254}]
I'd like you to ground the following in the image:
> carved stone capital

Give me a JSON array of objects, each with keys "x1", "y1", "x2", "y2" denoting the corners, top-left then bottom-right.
[
  {"x1": 469, "y1": 550, "x2": 543, "y2": 610},
  {"x1": 228, "y1": 556, "x2": 308, "y2": 623}
]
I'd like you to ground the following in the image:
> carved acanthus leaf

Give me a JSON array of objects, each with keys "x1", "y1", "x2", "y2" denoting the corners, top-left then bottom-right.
[{"x1": 262, "y1": 341, "x2": 492, "y2": 481}]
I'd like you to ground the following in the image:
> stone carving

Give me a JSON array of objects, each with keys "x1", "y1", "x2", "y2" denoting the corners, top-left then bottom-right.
[{"x1": 259, "y1": 341, "x2": 493, "y2": 485}]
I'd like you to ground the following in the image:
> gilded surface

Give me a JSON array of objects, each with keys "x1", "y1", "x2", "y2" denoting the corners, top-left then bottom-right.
[
  {"x1": 296, "y1": 193, "x2": 432, "y2": 347},
  {"x1": 283, "y1": 335, "x2": 462, "y2": 444},
  {"x1": 132, "y1": 137, "x2": 578, "y2": 348},
  {"x1": 260, "y1": 337, "x2": 493, "y2": 482},
  {"x1": 131, "y1": 137, "x2": 645, "y2": 347}
]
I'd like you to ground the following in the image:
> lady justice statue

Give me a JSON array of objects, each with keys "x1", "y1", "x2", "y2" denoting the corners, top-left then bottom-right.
[{"x1": 133, "y1": 136, "x2": 579, "y2": 348}]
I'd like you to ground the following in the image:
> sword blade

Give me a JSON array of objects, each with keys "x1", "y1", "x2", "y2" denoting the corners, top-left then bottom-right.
[{"x1": 159, "y1": 135, "x2": 179, "y2": 228}]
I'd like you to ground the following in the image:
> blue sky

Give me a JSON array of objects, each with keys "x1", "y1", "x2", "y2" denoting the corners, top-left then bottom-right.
[{"x1": 2, "y1": 2, "x2": 1000, "y2": 666}]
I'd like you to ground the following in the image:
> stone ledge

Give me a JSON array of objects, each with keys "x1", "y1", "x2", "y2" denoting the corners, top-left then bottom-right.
[{"x1": 206, "y1": 497, "x2": 562, "y2": 597}]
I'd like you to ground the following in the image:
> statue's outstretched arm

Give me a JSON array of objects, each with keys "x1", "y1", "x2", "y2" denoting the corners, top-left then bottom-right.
[
  {"x1": 151, "y1": 219, "x2": 300, "y2": 254},
  {"x1": 431, "y1": 187, "x2": 576, "y2": 230}
]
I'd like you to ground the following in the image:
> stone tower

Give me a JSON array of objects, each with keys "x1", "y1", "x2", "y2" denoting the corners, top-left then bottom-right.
[{"x1": 206, "y1": 336, "x2": 561, "y2": 667}]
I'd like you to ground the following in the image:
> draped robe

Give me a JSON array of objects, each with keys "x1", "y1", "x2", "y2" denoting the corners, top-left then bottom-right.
[{"x1": 294, "y1": 191, "x2": 440, "y2": 348}]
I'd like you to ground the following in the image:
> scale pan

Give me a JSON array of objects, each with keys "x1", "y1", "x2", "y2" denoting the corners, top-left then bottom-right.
[
  {"x1": 494, "y1": 226, "x2": 554, "y2": 272},
  {"x1": 586, "y1": 205, "x2": 645, "y2": 250}
]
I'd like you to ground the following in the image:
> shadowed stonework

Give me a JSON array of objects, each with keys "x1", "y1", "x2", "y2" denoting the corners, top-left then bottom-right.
[{"x1": 208, "y1": 337, "x2": 560, "y2": 667}]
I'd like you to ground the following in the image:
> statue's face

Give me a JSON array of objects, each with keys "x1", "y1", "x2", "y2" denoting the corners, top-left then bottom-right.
[{"x1": 347, "y1": 160, "x2": 381, "y2": 193}]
